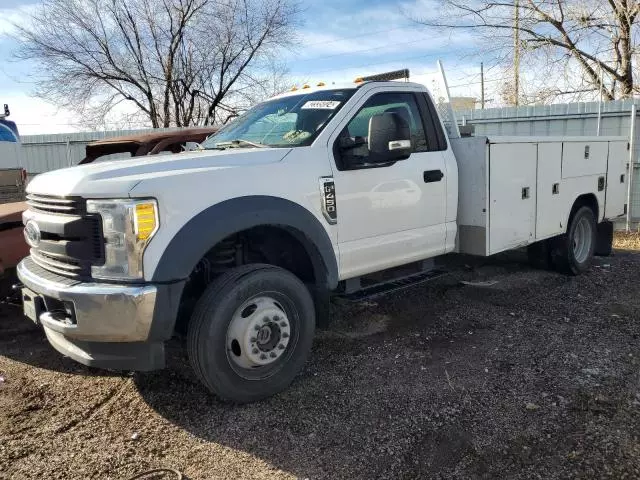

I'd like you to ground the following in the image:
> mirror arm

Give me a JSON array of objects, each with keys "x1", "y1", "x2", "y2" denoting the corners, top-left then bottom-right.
[{"x1": 339, "y1": 135, "x2": 366, "y2": 150}]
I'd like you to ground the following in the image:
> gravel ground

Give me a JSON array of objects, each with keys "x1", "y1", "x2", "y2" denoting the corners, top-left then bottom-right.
[{"x1": 1, "y1": 249, "x2": 640, "y2": 480}]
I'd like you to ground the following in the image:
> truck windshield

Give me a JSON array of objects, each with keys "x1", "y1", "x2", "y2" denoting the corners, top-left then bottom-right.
[{"x1": 202, "y1": 89, "x2": 355, "y2": 149}]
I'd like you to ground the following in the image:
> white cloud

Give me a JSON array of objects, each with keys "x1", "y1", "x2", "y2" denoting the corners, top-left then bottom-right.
[
  {"x1": 292, "y1": 1, "x2": 437, "y2": 59},
  {"x1": 0, "y1": 4, "x2": 37, "y2": 36},
  {"x1": 0, "y1": 0, "x2": 504, "y2": 135},
  {"x1": 2, "y1": 92, "x2": 80, "y2": 136},
  {"x1": 287, "y1": 0, "x2": 481, "y2": 87}
]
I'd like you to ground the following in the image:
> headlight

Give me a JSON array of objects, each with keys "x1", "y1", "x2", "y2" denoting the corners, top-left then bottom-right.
[{"x1": 87, "y1": 198, "x2": 159, "y2": 281}]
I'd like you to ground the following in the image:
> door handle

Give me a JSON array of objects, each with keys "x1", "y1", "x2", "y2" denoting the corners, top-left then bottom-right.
[{"x1": 424, "y1": 170, "x2": 444, "y2": 183}]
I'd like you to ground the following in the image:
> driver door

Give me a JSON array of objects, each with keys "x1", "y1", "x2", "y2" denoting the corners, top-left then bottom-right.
[{"x1": 328, "y1": 90, "x2": 448, "y2": 279}]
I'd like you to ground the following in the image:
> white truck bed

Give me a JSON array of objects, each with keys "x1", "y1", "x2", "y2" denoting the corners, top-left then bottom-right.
[{"x1": 452, "y1": 135, "x2": 628, "y2": 256}]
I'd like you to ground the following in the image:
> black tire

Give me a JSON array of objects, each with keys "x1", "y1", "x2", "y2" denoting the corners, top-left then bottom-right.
[
  {"x1": 187, "y1": 264, "x2": 315, "y2": 403},
  {"x1": 550, "y1": 206, "x2": 597, "y2": 275},
  {"x1": 527, "y1": 239, "x2": 553, "y2": 270}
]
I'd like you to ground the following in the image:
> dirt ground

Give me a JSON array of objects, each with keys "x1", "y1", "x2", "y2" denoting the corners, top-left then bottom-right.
[{"x1": 2, "y1": 248, "x2": 640, "y2": 480}]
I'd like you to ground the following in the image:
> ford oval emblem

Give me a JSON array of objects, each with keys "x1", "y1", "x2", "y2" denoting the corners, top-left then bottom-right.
[{"x1": 24, "y1": 220, "x2": 41, "y2": 248}]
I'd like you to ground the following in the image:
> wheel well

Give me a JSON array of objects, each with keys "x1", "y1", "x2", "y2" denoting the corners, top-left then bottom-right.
[
  {"x1": 174, "y1": 226, "x2": 319, "y2": 334},
  {"x1": 570, "y1": 193, "x2": 599, "y2": 224}
]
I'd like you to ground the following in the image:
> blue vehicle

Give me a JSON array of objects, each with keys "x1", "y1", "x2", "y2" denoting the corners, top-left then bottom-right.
[{"x1": 0, "y1": 104, "x2": 19, "y2": 143}]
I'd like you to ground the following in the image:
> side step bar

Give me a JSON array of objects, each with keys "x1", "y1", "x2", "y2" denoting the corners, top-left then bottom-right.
[{"x1": 335, "y1": 268, "x2": 448, "y2": 303}]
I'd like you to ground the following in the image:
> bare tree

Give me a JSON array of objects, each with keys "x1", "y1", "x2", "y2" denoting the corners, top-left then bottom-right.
[
  {"x1": 412, "y1": 1, "x2": 640, "y2": 103},
  {"x1": 13, "y1": 0, "x2": 300, "y2": 128}
]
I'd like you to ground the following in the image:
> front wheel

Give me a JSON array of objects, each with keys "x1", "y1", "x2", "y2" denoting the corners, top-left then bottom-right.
[
  {"x1": 187, "y1": 264, "x2": 315, "y2": 403},
  {"x1": 551, "y1": 206, "x2": 597, "y2": 275}
]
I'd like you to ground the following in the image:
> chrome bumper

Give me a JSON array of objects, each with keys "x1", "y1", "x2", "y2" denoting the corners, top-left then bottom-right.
[
  {"x1": 17, "y1": 258, "x2": 157, "y2": 342},
  {"x1": 16, "y1": 257, "x2": 185, "y2": 371}
]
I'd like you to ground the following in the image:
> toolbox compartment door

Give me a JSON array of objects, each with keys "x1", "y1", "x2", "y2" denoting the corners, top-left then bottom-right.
[
  {"x1": 489, "y1": 143, "x2": 537, "y2": 254},
  {"x1": 536, "y1": 142, "x2": 563, "y2": 240},
  {"x1": 604, "y1": 140, "x2": 628, "y2": 219}
]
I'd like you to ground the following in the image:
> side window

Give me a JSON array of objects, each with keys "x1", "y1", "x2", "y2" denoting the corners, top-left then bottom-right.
[
  {"x1": 347, "y1": 93, "x2": 427, "y2": 150},
  {"x1": 335, "y1": 92, "x2": 428, "y2": 170}
]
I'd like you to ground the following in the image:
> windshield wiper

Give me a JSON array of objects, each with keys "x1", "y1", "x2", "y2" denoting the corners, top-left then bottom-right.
[{"x1": 210, "y1": 139, "x2": 268, "y2": 149}]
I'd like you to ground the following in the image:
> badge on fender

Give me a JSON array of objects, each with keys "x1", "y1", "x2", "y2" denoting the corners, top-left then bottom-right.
[{"x1": 319, "y1": 177, "x2": 337, "y2": 224}]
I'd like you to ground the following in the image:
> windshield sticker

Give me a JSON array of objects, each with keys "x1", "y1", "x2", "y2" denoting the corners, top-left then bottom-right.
[{"x1": 301, "y1": 100, "x2": 341, "y2": 110}]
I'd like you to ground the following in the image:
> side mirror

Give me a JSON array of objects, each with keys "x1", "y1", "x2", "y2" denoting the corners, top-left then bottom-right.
[{"x1": 368, "y1": 112, "x2": 411, "y2": 162}]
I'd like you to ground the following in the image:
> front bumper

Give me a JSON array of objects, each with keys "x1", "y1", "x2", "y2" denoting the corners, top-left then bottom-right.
[{"x1": 17, "y1": 257, "x2": 184, "y2": 371}]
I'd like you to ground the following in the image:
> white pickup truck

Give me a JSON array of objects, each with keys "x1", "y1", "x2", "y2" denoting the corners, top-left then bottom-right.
[{"x1": 17, "y1": 77, "x2": 626, "y2": 402}]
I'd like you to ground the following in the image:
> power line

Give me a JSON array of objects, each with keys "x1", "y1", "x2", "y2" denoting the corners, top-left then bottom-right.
[
  {"x1": 410, "y1": 64, "x2": 487, "y2": 78},
  {"x1": 448, "y1": 76, "x2": 509, "y2": 89}
]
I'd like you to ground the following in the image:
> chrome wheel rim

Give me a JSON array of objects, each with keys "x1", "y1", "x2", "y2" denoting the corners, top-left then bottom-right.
[
  {"x1": 226, "y1": 296, "x2": 292, "y2": 373},
  {"x1": 573, "y1": 216, "x2": 592, "y2": 264}
]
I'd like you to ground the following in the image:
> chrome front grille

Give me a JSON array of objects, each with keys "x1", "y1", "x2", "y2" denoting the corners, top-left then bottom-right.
[
  {"x1": 25, "y1": 194, "x2": 104, "y2": 279},
  {"x1": 26, "y1": 194, "x2": 85, "y2": 215},
  {"x1": 31, "y1": 250, "x2": 84, "y2": 278},
  {"x1": 20, "y1": 256, "x2": 82, "y2": 287}
]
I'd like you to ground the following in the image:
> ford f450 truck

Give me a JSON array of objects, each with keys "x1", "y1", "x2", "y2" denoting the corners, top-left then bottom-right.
[{"x1": 17, "y1": 79, "x2": 626, "y2": 402}]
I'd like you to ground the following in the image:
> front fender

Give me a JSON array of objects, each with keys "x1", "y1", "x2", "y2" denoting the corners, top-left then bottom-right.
[{"x1": 150, "y1": 196, "x2": 339, "y2": 289}]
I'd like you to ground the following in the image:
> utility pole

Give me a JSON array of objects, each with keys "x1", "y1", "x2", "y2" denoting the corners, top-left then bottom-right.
[
  {"x1": 480, "y1": 62, "x2": 485, "y2": 109},
  {"x1": 514, "y1": 0, "x2": 520, "y2": 107}
]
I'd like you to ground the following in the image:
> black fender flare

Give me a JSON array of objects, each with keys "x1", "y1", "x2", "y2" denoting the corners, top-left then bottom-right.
[{"x1": 151, "y1": 196, "x2": 339, "y2": 290}]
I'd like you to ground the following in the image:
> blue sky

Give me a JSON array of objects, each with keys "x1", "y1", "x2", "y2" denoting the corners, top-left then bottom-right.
[{"x1": 0, "y1": 0, "x2": 490, "y2": 134}]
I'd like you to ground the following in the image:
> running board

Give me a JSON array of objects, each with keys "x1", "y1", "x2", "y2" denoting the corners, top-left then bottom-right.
[{"x1": 335, "y1": 269, "x2": 448, "y2": 303}]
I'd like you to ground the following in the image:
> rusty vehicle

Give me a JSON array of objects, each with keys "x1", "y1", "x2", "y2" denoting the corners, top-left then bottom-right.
[
  {"x1": 79, "y1": 127, "x2": 217, "y2": 164},
  {"x1": 0, "y1": 128, "x2": 216, "y2": 297},
  {"x1": 0, "y1": 201, "x2": 28, "y2": 296}
]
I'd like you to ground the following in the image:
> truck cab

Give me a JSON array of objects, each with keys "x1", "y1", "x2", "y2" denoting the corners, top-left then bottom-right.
[{"x1": 17, "y1": 79, "x2": 626, "y2": 403}]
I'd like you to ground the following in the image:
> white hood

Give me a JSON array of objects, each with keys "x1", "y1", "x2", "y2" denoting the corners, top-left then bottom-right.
[{"x1": 27, "y1": 147, "x2": 292, "y2": 197}]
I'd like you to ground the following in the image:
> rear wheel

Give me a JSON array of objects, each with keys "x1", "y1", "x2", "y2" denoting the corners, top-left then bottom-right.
[
  {"x1": 551, "y1": 206, "x2": 597, "y2": 275},
  {"x1": 187, "y1": 264, "x2": 315, "y2": 403}
]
